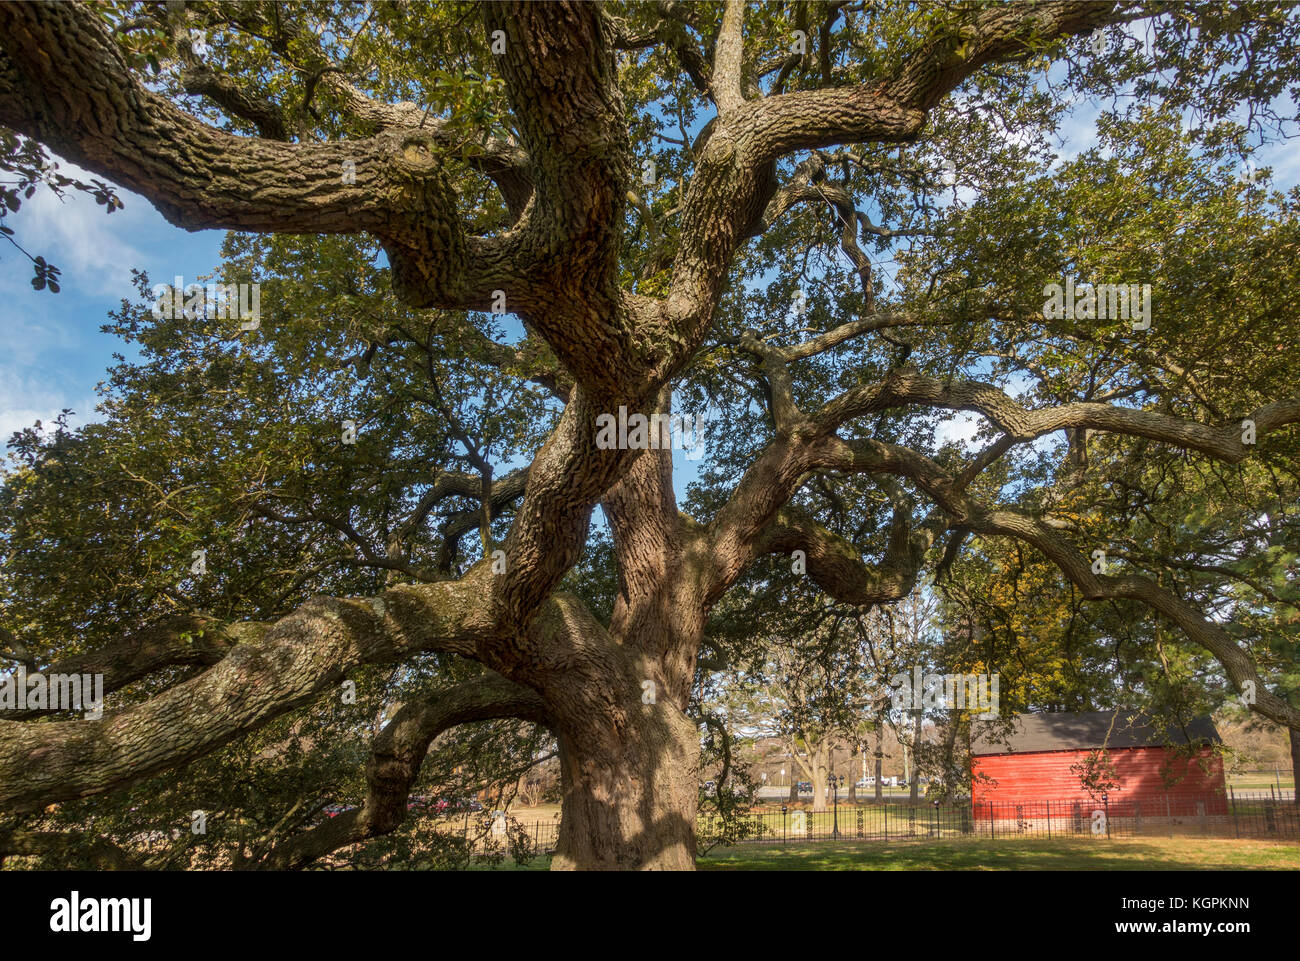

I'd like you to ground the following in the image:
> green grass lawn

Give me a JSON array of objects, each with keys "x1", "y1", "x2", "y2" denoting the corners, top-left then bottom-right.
[
  {"x1": 698, "y1": 836, "x2": 1300, "y2": 870},
  {"x1": 1227, "y1": 777, "x2": 1295, "y2": 792},
  {"x1": 706, "y1": 805, "x2": 965, "y2": 839},
  {"x1": 463, "y1": 836, "x2": 1300, "y2": 870}
]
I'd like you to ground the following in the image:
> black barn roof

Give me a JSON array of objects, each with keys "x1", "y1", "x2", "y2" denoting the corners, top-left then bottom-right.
[{"x1": 971, "y1": 711, "x2": 1220, "y2": 756}]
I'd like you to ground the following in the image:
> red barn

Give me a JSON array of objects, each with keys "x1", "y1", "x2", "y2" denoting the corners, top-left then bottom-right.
[{"x1": 971, "y1": 711, "x2": 1227, "y2": 820}]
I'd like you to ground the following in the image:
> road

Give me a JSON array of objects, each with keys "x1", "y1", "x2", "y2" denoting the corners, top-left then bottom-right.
[{"x1": 754, "y1": 785, "x2": 919, "y2": 800}]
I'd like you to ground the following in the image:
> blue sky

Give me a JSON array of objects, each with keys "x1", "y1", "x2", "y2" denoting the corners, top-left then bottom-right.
[{"x1": 0, "y1": 168, "x2": 226, "y2": 441}]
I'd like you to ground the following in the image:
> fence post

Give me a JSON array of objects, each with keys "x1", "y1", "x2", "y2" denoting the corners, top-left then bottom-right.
[{"x1": 1046, "y1": 801, "x2": 1052, "y2": 838}]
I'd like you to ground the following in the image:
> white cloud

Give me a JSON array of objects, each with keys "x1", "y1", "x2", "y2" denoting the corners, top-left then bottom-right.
[
  {"x1": 1004, "y1": 371, "x2": 1037, "y2": 401},
  {"x1": 0, "y1": 369, "x2": 97, "y2": 448},
  {"x1": 20, "y1": 158, "x2": 154, "y2": 298},
  {"x1": 1050, "y1": 100, "x2": 1103, "y2": 168},
  {"x1": 0, "y1": 276, "x2": 104, "y2": 447},
  {"x1": 1120, "y1": 19, "x2": 1157, "y2": 62},
  {"x1": 1251, "y1": 127, "x2": 1300, "y2": 186},
  {"x1": 0, "y1": 151, "x2": 226, "y2": 451},
  {"x1": 935, "y1": 410, "x2": 983, "y2": 451}
]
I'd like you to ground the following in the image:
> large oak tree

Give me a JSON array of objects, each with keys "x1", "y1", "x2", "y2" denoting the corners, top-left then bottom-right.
[{"x1": 2, "y1": 0, "x2": 1298, "y2": 869}]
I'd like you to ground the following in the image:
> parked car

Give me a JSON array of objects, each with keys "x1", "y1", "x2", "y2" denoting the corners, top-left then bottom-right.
[
  {"x1": 433, "y1": 797, "x2": 483, "y2": 813},
  {"x1": 796, "y1": 781, "x2": 813, "y2": 793}
]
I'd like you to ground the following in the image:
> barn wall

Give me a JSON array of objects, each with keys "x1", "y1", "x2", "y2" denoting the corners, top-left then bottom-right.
[{"x1": 971, "y1": 747, "x2": 1226, "y2": 815}]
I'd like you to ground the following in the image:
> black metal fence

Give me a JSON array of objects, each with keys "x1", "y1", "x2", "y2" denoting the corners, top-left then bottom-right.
[
  {"x1": 699, "y1": 789, "x2": 1298, "y2": 846},
  {"x1": 471, "y1": 789, "x2": 1299, "y2": 856}
]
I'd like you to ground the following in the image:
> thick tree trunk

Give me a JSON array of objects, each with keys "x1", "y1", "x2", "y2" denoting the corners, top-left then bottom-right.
[
  {"x1": 874, "y1": 720, "x2": 885, "y2": 802},
  {"x1": 550, "y1": 698, "x2": 700, "y2": 870},
  {"x1": 939, "y1": 718, "x2": 962, "y2": 799},
  {"x1": 549, "y1": 422, "x2": 711, "y2": 869},
  {"x1": 909, "y1": 711, "x2": 923, "y2": 804},
  {"x1": 1290, "y1": 727, "x2": 1300, "y2": 806},
  {"x1": 787, "y1": 739, "x2": 814, "y2": 802},
  {"x1": 811, "y1": 742, "x2": 830, "y2": 813},
  {"x1": 811, "y1": 772, "x2": 827, "y2": 812}
]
